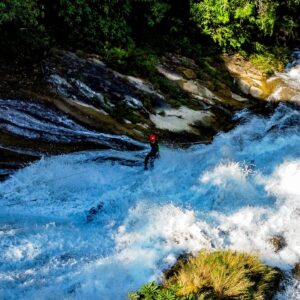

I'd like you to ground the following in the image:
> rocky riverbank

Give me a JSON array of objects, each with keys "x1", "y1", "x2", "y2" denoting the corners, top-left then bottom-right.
[{"x1": 0, "y1": 49, "x2": 294, "y2": 179}]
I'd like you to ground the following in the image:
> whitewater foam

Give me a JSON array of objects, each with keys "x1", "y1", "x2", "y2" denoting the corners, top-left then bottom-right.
[{"x1": 1, "y1": 104, "x2": 300, "y2": 299}]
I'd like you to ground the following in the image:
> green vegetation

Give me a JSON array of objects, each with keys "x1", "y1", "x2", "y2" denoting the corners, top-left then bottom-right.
[
  {"x1": 1, "y1": 1, "x2": 299, "y2": 60},
  {"x1": 0, "y1": 0, "x2": 48, "y2": 57},
  {"x1": 191, "y1": 0, "x2": 300, "y2": 51},
  {"x1": 129, "y1": 250, "x2": 281, "y2": 300},
  {"x1": 191, "y1": 0, "x2": 278, "y2": 50},
  {"x1": 247, "y1": 48, "x2": 290, "y2": 75}
]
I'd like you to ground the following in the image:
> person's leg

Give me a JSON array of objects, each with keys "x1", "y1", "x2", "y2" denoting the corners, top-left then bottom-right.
[
  {"x1": 149, "y1": 157, "x2": 154, "y2": 169},
  {"x1": 144, "y1": 153, "x2": 151, "y2": 170}
]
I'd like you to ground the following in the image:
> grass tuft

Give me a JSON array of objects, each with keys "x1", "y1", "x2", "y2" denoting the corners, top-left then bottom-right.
[{"x1": 130, "y1": 249, "x2": 281, "y2": 300}]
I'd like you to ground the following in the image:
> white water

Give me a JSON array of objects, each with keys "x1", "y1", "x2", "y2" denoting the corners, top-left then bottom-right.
[{"x1": 1, "y1": 103, "x2": 300, "y2": 299}]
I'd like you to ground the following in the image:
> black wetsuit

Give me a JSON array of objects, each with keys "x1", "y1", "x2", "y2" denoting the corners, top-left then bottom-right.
[{"x1": 144, "y1": 141, "x2": 159, "y2": 170}]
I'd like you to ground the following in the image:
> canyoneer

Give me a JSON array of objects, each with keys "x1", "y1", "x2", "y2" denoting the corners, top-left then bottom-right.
[{"x1": 144, "y1": 134, "x2": 160, "y2": 170}]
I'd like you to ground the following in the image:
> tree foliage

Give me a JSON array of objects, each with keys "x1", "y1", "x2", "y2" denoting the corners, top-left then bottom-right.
[
  {"x1": 0, "y1": 0, "x2": 47, "y2": 56},
  {"x1": 190, "y1": 0, "x2": 300, "y2": 50},
  {"x1": 0, "y1": 0, "x2": 299, "y2": 58},
  {"x1": 57, "y1": 0, "x2": 132, "y2": 49},
  {"x1": 0, "y1": 0, "x2": 41, "y2": 25},
  {"x1": 191, "y1": 0, "x2": 277, "y2": 49}
]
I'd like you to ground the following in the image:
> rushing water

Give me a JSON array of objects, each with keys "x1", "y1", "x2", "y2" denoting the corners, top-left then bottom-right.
[
  {"x1": 1, "y1": 53, "x2": 300, "y2": 299},
  {"x1": 0, "y1": 102, "x2": 300, "y2": 299}
]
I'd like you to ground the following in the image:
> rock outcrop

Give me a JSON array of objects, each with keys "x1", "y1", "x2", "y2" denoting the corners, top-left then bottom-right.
[
  {"x1": 223, "y1": 54, "x2": 271, "y2": 100},
  {"x1": 158, "y1": 53, "x2": 250, "y2": 108},
  {"x1": 223, "y1": 51, "x2": 300, "y2": 104},
  {"x1": 268, "y1": 235, "x2": 287, "y2": 253},
  {"x1": 293, "y1": 263, "x2": 300, "y2": 280},
  {"x1": 40, "y1": 50, "x2": 257, "y2": 143}
]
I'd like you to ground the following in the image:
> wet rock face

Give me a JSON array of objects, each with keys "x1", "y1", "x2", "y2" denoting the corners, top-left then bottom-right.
[
  {"x1": 44, "y1": 51, "x2": 165, "y2": 115},
  {"x1": 45, "y1": 52, "x2": 131, "y2": 110},
  {"x1": 293, "y1": 263, "x2": 300, "y2": 280},
  {"x1": 268, "y1": 235, "x2": 287, "y2": 253},
  {"x1": 42, "y1": 50, "x2": 173, "y2": 140}
]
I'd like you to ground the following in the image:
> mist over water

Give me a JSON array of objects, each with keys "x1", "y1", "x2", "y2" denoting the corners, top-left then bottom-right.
[{"x1": 0, "y1": 102, "x2": 300, "y2": 299}]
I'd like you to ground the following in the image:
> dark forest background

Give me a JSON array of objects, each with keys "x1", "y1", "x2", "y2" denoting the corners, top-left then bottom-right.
[{"x1": 1, "y1": 0, "x2": 300, "y2": 63}]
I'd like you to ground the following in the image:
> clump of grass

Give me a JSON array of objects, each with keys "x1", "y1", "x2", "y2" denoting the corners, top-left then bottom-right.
[
  {"x1": 129, "y1": 249, "x2": 281, "y2": 300},
  {"x1": 168, "y1": 250, "x2": 279, "y2": 299}
]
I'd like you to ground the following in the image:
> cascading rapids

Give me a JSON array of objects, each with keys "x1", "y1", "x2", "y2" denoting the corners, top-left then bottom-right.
[{"x1": 0, "y1": 102, "x2": 300, "y2": 299}]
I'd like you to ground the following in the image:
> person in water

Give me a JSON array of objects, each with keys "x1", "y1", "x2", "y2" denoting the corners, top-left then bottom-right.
[{"x1": 144, "y1": 134, "x2": 160, "y2": 170}]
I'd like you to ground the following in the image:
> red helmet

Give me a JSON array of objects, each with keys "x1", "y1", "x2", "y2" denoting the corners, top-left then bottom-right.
[{"x1": 149, "y1": 134, "x2": 156, "y2": 142}]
